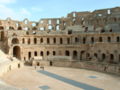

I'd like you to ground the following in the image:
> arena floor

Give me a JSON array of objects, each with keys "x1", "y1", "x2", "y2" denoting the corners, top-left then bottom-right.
[{"x1": 1, "y1": 66, "x2": 120, "y2": 90}]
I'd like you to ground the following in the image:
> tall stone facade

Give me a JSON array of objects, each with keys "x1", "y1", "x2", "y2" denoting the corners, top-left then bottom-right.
[{"x1": 0, "y1": 7, "x2": 120, "y2": 71}]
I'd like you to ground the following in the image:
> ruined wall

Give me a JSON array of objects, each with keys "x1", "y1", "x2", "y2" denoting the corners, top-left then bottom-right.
[{"x1": 0, "y1": 7, "x2": 120, "y2": 74}]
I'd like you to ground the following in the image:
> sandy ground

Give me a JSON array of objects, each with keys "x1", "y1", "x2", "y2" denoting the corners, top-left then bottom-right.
[{"x1": 1, "y1": 66, "x2": 120, "y2": 90}]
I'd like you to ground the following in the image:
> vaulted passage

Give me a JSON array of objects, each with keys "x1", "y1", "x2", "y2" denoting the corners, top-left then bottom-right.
[{"x1": 13, "y1": 46, "x2": 21, "y2": 59}]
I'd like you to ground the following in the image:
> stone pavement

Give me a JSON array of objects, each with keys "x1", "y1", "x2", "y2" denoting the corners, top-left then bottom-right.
[{"x1": 1, "y1": 66, "x2": 120, "y2": 90}]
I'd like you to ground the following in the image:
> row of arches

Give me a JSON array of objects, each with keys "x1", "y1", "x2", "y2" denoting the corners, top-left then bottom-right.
[
  {"x1": 24, "y1": 50, "x2": 120, "y2": 64},
  {"x1": 21, "y1": 37, "x2": 70, "y2": 45},
  {"x1": 0, "y1": 25, "x2": 60, "y2": 31},
  {"x1": 11, "y1": 35, "x2": 120, "y2": 45},
  {"x1": 74, "y1": 36, "x2": 120, "y2": 44}
]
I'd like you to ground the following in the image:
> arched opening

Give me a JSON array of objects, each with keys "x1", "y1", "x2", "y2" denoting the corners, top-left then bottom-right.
[
  {"x1": 47, "y1": 51, "x2": 50, "y2": 56},
  {"x1": 47, "y1": 38, "x2": 50, "y2": 44},
  {"x1": 48, "y1": 25, "x2": 52, "y2": 30},
  {"x1": 18, "y1": 26, "x2": 22, "y2": 30},
  {"x1": 0, "y1": 26, "x2": 4, "y2": 30},
  {"x1": 40, "y1": 38, "x2": 43, "y2": 43},
  {"x1": 22, "y1": 38, "x2": 25, "y2": 44},
  {"x1": 37, "y1": 62, "x2": 39, "y2": 66},
  {"x1": 53, "y1": 38, "x2": 56, "y2": 44},
  {"x1": 60, "y1": 38, "x2": 63, "y2": 44},
  {"x1": 50, "y1": 61, "x2": 53, "y2": 66},
  {"x1": 28, "y1": 38, "x2": 30, "y2": 44},
  {"x1": 75, "y1": 37, "x2": 79, "y2": 43},
  {"x1": 86, "y1": 53, "x2": 90, "y2": 60},
  {"x1": 13, "y1": 46, "x2": 21, "y2": 59},
  {"x1": 108, "y1": 37, "x2": 111, "y2": 42},
  {"x1": 80, "y1": 51, "x2": 85, "y2": 60},
  {"x1": 94, "y1": 53, "x2": 98, "y2": 58},
  {"x1": 65, "y1": 50, "x2": 70, "y2": 56},
  {"x1": 67, "y1": 38, "x2": 70, "y2": 44},
  {"x1": 73, "y1": 51, "x2": 77, "y2": 60},
  {"x1": 99, "y1": 37, "x2": 103, "y2": 42},
  {"x1": 56, "y1": 25, "x2": 59, "y2": 30},
  {"x1": 110, "y1": 54, "x2": 114, "y2": 63},
  {"x1": 40, "y1": 51, "x2": 44, "y2": 56},
  {"x1": 53, "y1": 51, "x2": 56, "y2": 56},
  {"x1": 9, "y1": 26, "x2": 14, "y2": 30},
  {"x1": 116, "y1": 36, "x2": 120, "y2": 42},
  {"x1": 28, "y1": 52, "x2": 31, "y2": 60},
  {"x1": 32, "y1": 27, "x2": 37, "y2": 30},
  {"x1": 34, "y1": 38, "x2": 37, "y2": 44},
  {"x1": 12, "y1": 38, "x2": 19, "y2": 44},
  {"x1": 102, "y1": 53, "x2": 106, "y2": 60},
  {"x1": 1, "y1": 31, "x2": 4, "y2": 41},
  {"x1": 91, "y1": 37, "x2": 94, "y2": 43},
  {"x1": 83, "y1": 37, "x2": 86, "y2": 44},
  {"x1": 34, "y1": 51, "x2": 37, "y2": 56}
]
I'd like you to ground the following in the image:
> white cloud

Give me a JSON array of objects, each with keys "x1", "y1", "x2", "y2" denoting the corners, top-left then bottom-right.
[
  {"x1": 0, "y1": 0, "x2": 32, "y2": 20},
  {"x1": 0, "y1": 5, "x2": 31, "y2": 20},
  {"x1": 0, "y1": 0, "x2": 16, "y2": 4}
]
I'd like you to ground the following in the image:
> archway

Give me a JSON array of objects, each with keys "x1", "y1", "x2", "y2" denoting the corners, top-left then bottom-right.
[
  {"x1": 12, "y1": 38, "x2": 19, "y2": 44},
  {"x1": 50, "y1": 61, "x2": 53, "y2": 66},
  {"x1": 13, "y1": 46, "x2": 21, "y2": 59},
  {"x1": 1, "y1": 31, "x2": 4, "y2": 41}
]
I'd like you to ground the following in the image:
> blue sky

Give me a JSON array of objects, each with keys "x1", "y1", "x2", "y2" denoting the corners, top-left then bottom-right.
[{"x1": 0, "y1": 0, "x2": 120, "y2": 21}]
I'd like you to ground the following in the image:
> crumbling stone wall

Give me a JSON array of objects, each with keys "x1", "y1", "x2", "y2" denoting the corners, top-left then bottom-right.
[{"x1": 0, "y1": 7, "x2": 120, "y2": 74}]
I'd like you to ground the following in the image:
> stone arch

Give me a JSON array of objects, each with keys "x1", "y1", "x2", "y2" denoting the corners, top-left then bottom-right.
[
  {"x1": 53, "y1": 38, "x2": 56, "y2": 44},
  {"x1": 75, "y1": 37, "x2": 79, "y2": 43},
  {"x1": 18, "y1": 26, "x2": 22, "y2": 30},
  {"x1": 67, "y1": 38, "x2": 70, "y2": 44},
  {"x1": 12, "y1": 38, "x2": 19, "y2": 44},
  {"x1": 94, "y1": 53, "x2": 98, "y2": 58},
  {"x1": 53, "y1": 51, "x2": 56, "y2": 56},
  {"x1": 47, "y1": 38, "x2": 50, "y2": 44},
  {"x1": 13, "y1": 46, "x2": 21, "y2": 59},
  {"x1": 22, "y1": 38, "x2": 25, "y2": 44},
  {"x1": 34, "y1": 38, "x2": 37, "y2": 44},
  {"x1": 0, "y1": 26, "x2": 4, "y2": 30},
  {"x1": 116, "y1": 36, "x2": 120, "y2": 42},
  {"x1": 73, "y1": 50, "x2": 78, "y2": 60},
  {"x1": 32, "y1": 27, "x2": 37, "y2": 30},
  {"x1": 56, "y1": 25, "x2": 59, "y2": 30},
  {"x1": 102, "y1": 53, "x2": 106, "y2": 60},
  {"x1": 110, "y1": 54, "x2": 114, "y2": 63},
  {"x1": 40, "y1": 38, "x2": 43, "y2": 43},
  {"x1": 91, "y1": 37, "x2": 94, "y2": 43},
  {"x1": 48, "y1": 25, "x2": 52, "y2": 30},
  {"x1": 99, "y1": 37, "x2": 103, "y2": 42},
  {"x1": 83, "y1": 37, "x2": 86, "y2": 44},
  {"x1": 37, "y1": 62, "x2": 39, "y2": 66},
  {"x1": 65, "y1": 50, "x2": 70, "y2": 56},
  {"x1": 86, "y1": 53, "x2": 91, "y2": 60},
  {"x1": 1, "y1": 31, "x2": 4, "y2": 41},
  {"x1": 108, "y1": 37, "x2": 111, "y2": 42},
  {"x1": 80, "y1": 51, "x2": 85, "y2": 60},
  {"x1": 40, "y1": 51, "x2": 44, "y2": 56},
  {"x1": 28, "y1": 38, "x2": 31, "y2": 44},
  {"x1": 9, "y1": 26, "x2": 15, "y2": 30},
  {"x1": 28, "y1": 52, "x2": 31, "y2": 60},
  {"x1": 47, "y1": 51, "x2": 50, "y2": 56},
  {"x1": 60, "y1": 38, "x2": 63, "y2": 44},
  {"x1": 34, "y1": 51, "x2": 37, "y2": 56}
]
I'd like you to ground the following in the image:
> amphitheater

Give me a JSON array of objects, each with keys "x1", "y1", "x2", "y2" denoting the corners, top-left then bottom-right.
[{"x1": 0, "y1": 7, "x2": 120, "y2": 90}]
